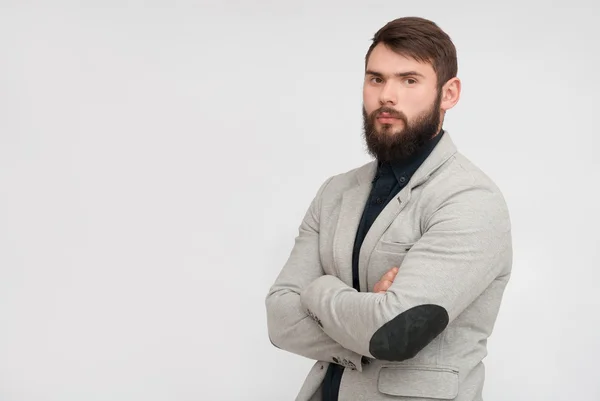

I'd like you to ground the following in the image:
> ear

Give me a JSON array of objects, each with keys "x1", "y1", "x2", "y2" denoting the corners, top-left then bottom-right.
[{"x1": 440, "y1": 77, "x2": 461, "y2": 111}]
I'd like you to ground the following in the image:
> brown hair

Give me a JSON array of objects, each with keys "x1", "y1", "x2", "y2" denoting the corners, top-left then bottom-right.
[{"x1": 365, "y1": 17, "x2": 458, "y2": 90}]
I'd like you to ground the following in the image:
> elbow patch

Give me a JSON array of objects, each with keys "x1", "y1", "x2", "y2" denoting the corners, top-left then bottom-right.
[{"x1": 369, "y1": 304, "x2": 449, "y2": 361}]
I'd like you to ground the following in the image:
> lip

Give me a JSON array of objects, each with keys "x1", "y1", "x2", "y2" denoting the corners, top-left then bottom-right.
[{"x1": 377, "y1": 116, "x2": 399, "y2": 123}]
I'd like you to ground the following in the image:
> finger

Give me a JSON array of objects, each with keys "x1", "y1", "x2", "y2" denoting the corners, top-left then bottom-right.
[
  {"x1": 382, "y1": 268, "x2": 398, "y2": 280},
  {"x1": 374, "y1": 280, "x2": 389, "y2": 293},
  {"x1": 380, "y1": 280, "x2": 393, "y2": 290},
  {"x1": 384, "y1": 270, "x2": 397, "y2": 280}
]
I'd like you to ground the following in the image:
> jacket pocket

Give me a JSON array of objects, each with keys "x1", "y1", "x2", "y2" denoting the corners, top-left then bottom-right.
[
  {"x1": 377, "y1": 365, "x2": 459, "y2": 399},
  {"x1": 378, "y1": 240, "x2": 415, "y2": 253},
  {"x1": 367, "y1": 242, "x2": 415, "y2": 291}
]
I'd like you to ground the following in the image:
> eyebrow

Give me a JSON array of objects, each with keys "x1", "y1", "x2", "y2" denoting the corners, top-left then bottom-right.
[{"x1": 365, "y1": 69, "x2": 426, "y2": 79}]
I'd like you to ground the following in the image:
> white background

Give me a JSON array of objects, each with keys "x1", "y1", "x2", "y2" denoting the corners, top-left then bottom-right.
[{"x1": 1, "y1": 1, "x2": 599, "y2": 400}]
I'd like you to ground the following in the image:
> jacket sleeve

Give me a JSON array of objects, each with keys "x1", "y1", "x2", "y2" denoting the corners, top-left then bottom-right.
[
  {"x1": 265, "y1": 177, "x2": 367, "y2": 372},
  {"x1": 299, "y1": 183, "x2": 512, "y2": 361}
]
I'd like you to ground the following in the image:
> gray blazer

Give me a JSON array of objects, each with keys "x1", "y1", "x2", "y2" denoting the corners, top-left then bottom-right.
[{"x1": 265, "y1": 132, "x2": 512, "y2": 400}]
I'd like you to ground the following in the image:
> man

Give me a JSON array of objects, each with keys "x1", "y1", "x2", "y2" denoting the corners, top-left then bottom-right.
[{"x1": 265, "y1": 16, "x2": 512, "y2": 401}]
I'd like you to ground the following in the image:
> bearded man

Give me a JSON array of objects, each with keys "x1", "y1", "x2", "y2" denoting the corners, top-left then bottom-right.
[{"x1": 266, "y1": 16, "x2": 513, "y2": 401}]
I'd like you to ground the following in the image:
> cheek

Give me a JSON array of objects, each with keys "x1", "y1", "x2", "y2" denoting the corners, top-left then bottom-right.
[
  {"x1": 403, "y1": 93, "x2": 434, "y2": 120},
  {"x1": 363, "y1": 87, "x2": 380, "y2": 112}
]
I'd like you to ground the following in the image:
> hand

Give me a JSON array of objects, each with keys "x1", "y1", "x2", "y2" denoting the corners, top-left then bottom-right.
[{"x1": 373, "y1": 267, "x2": 399, "y2": 294}]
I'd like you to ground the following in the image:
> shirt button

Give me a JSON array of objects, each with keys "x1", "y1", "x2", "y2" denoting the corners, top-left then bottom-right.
[
  {"x1": 399, "y1": 176, "x2": 407, "y2": 183},
  {"x1": 376, "y1": 197, "x2": 383, "y2": 204}
]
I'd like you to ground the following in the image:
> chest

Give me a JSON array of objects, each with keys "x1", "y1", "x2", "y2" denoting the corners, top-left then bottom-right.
[{"x1": 319, "y1": 189, "x2": 426, "y2": 292}]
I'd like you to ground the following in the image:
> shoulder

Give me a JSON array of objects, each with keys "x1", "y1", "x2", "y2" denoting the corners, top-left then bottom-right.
[
  {"x1": 424, "y1": 151, "x2": 506, "y2": 198},
  {"x1": 315, "y1": 160, "x2": 377, "y2": 199},
  {"x1": 419, "y1": 151, "x2": 511, "y2": 227}
]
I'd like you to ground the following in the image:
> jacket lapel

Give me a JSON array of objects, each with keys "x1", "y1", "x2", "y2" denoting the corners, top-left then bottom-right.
[
  {"x1": 409, "y1": 131, "x2": 458, "y2": 188},
  {"x1": 357, "y1": 188, "x2": 408, "y2": 291},
  {"x1": 332, "y1": 161, "x2": 376, "y2": 286}
]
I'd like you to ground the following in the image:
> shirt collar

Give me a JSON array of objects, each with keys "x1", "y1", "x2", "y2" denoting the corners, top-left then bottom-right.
[{"x1": 378, "y1": 129, "x2": 445, "y2": 185}]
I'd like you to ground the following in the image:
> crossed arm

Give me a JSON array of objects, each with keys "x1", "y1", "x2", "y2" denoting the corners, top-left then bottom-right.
[{"x1": 265, "y1": 178, "x2": 511, "y2": 365}]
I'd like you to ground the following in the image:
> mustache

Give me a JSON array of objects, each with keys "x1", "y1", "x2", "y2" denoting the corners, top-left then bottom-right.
[{"x1": 371, "y1": 106, "x2": 407, "y2": 122}]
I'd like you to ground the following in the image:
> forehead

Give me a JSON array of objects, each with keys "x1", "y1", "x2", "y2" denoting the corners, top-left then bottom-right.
[{"x1": 366, "y1": 43, "x2": 435, "y2": 78}]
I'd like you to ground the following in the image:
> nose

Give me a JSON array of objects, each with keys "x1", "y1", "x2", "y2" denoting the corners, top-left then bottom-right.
[{"x1": 379, "y1": 82, "x2": 397, "y2": 105}]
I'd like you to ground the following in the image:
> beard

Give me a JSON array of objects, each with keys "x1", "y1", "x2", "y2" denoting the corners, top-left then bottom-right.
[{"x1": 362, "y1": 93, "x2": 442, "y2": 163}]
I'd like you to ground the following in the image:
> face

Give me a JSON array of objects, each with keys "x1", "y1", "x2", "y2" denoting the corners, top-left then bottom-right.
[{"x1": 362, "y1": 43, "x2": 457, "y2": 163}]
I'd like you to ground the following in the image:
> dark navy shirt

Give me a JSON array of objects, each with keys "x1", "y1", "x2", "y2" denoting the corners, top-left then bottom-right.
[{"x1": 322, "y1": 129, "x2": 445, "y2": 401}]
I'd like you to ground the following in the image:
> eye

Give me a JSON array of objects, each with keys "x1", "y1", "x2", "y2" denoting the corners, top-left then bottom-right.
[
  {"x1": 370, "y1": 76, "x2": 384, "y2": 84},
  {"x1": 404, "y1": 78, "x2": 418, "y2": 85}
]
